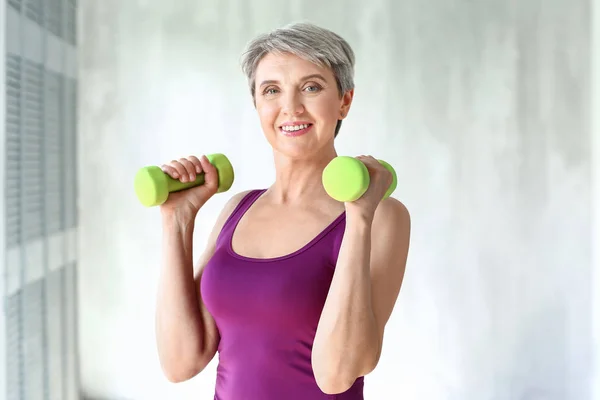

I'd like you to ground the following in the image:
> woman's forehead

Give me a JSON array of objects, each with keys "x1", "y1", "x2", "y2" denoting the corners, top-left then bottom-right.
[{"x1": 255, "y1": 53, "x2": 332, "y2": 81}]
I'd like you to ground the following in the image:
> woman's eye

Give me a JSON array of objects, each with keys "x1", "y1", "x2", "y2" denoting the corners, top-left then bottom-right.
[
  {"x1": 304, "y1": 85, "x2": 320, "y2": 92},
  {"x1": 264, "y1": 88, "x2": 278, "y2": 95}
]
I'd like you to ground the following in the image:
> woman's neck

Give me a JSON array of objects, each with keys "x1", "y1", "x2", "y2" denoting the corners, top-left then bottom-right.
[{"x1": 268, "y1": 146, "x2": 338, "y2": 205}]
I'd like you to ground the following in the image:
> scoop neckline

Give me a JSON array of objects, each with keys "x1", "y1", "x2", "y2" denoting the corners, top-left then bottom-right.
[{"x1": 227, "y1": 189, "x2": 346, "y2": 263}]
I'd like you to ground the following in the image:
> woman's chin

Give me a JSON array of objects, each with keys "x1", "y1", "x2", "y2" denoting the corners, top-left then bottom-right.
[{"x1": 265, "y1": 130, "x2": 333, "y2": 159}]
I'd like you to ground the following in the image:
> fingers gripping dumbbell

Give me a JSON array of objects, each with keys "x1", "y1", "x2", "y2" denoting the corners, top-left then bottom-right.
[{"x1": 134, "y1": 153, "x2": 234, "y2": 207}]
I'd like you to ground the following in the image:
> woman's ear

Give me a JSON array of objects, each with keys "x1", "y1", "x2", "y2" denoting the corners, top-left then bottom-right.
[{"x1": 339, "y1": 89, "x2": 354, "y2": 119}]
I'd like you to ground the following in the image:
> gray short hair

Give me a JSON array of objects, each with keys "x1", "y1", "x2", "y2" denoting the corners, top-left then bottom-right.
[{"x1": 240, "y1": 22, "x2": 356, "y2": 137}]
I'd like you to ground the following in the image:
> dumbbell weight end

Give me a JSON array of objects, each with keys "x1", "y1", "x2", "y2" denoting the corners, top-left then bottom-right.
[{"x1": 322, "y1": 156, "x2": 397, "y2": 203}]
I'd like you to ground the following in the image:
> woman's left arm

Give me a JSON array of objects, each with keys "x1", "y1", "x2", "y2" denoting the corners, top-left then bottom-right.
[{"x1": 312, "y1": 157, "x2": 411, "y2": 395}]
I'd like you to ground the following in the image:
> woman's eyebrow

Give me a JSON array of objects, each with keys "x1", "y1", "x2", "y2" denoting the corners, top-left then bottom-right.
[{"x1": 258, "y1": 74, "x2": 328, "y2": 88}]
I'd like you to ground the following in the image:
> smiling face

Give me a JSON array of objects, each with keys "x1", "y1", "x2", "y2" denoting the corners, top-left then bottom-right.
[{"x1": 253, "y1": 52, "x2": 353, "y2": 160}]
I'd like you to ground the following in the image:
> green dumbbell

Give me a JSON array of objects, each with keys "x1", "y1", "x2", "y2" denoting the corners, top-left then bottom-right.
[
  {"x1": 134, "y1": 153, "x2": 235, "y2": 207},
  {"x1": 322, "y1": 156, "x2": 397, "y2": 202}
]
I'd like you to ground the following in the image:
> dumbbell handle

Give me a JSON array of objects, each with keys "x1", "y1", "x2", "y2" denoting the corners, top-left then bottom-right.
[{"x1": 165, "y1": 172, "x2": 207, "y2": 193}]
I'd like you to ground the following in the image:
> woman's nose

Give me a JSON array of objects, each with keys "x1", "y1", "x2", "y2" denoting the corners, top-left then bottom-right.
[{"x1": 282, "y1": 92, "x2": 305, "y2": 115}]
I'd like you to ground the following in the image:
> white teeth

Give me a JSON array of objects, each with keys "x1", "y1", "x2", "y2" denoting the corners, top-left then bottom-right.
[{"x1": 281, "y1": 124, "x2": 310, "y2": 132}]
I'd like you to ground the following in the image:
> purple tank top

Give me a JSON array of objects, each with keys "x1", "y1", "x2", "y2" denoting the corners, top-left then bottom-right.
[{"x1": 201, "y1": 189, "x2": 364, "y2": 399}]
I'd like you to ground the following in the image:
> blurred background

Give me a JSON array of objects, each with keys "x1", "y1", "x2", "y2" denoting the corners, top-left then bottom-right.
[{"x1": 1, "y1": 0, "x2": 599, "y2": 399}]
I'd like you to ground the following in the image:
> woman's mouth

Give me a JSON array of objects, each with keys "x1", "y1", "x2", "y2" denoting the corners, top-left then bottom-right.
[{"x1": 279, "y1": 123, "x2": 313, "y2": 137}]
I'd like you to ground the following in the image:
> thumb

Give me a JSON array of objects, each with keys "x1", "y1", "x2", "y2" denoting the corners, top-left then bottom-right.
[{"x1": 197, "y1": 155, "x2": 219, "y2": 193}]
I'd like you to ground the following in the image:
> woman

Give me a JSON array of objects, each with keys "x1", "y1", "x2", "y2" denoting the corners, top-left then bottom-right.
[{"x1": 154, "y1": 22, "x2": 411, "y2": 399}]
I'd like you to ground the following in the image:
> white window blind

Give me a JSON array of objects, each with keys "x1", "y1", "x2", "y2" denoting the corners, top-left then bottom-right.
[{"x1": 3, "y1": 1, "x2": 79, "y2": 399}]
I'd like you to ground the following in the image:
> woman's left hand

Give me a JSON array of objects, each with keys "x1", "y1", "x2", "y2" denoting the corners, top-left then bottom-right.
[{"x1": 344, "y1": 155, "x2": 394, "y2": 220}]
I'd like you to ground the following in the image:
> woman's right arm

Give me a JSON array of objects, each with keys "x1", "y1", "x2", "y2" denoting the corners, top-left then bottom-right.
[
  {"x1": 155, "y1": 191, "x2": 249, "y2": 382},
  {"x1": 153, "y1": 153, "x2": 249, "y2": 382}
]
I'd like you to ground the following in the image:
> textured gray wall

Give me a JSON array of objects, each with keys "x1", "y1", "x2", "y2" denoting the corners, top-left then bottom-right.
[
  {"x1": 78, "y1": 0, "x2": 594, "y2": 399},
  {"x1": 593, "y1": 0, "x2": 600, "y2": 397}
]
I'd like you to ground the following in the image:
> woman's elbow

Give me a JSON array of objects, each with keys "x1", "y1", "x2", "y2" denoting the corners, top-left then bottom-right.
[
  {"x1": 162, "y1": 364, "x2": 200, "y2": 383},
  {"x1": 160, "y1": 355, "x2": 209, "y2": 383},
  {"x1": 313, "y1": 356, "x2": 378, "y2": 394},
  {"x1": 314, "y1": 371, "x2": 356, "y2": 395},
  {"x1": 316, "y1": 379, "x2": 353, "y2": 395}
]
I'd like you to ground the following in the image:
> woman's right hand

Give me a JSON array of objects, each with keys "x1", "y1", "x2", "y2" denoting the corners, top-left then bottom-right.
[{"x1": 159, "y1": 155, "x2": 219, "y2": 217}]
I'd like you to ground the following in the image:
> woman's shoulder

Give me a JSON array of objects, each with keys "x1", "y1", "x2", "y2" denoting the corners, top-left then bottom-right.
[
  {"x1": 216, "y1": 189, "x2": 261, "y2": 221},
  {"x1": 202, "y1": 189, "x2": 261, "y2": 249},
  {"x1": 223, "y1": 189, "x2": 257, "y2": 208},
  {"x1": 214, "y1": 188, "x2": 269, "y2": 226}
]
